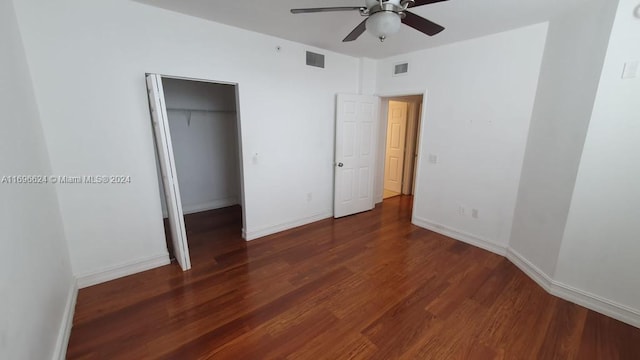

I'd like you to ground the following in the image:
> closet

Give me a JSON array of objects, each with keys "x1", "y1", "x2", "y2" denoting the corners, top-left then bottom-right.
[{"x1": 151, "y1": 77, "x2": 243, "y2": 264}]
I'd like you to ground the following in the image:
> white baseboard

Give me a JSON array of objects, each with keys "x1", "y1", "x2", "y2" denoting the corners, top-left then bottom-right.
[
  {"x1": 506, "y1": 248, "x2": 553, "y2": 292},
  {"x1": 411, "y1": 218, "x2": 640, "y2": 328},
  {"x1": 245, "y1": 211, "x2": 333, "y2": 241},
  {"x1": 550, "y1": 279, "x2": 640, "y2": 328},
  {"x1": 411, "y1": 216, "x2": 507, "y2": 256},
  {"x1": 53, "y1": 280, "x2": 78, "y2": 360},
  {"x1": 182, "y1": 197, "x2": 239, "y2": 215},
  {"x1": 76, "y1": 254, "x2": 170, "y2": 288},
  {"x1": 507, "y1": 248, "x2": 640, "y2": 329}
]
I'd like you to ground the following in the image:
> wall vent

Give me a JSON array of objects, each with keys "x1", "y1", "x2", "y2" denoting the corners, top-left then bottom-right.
[
  {"x1": 394, "y1": 62, "x2": 409, "y2": 76},
  {"x1": 306, "y1": 51, "x2": 325, "y2": 69}
]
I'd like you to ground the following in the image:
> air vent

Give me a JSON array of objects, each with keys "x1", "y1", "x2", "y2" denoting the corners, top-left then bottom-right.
[
  {"x1": 306, "y1": 51, "x2": 325, "y2": 69},
  {"x1": 394, "y1": 62, "x2": 409, "y2": 76}
]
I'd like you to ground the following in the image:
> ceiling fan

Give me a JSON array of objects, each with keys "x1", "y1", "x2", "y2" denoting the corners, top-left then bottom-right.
[{"x1": 291, "y1": 0, "x2": 448, "y2": 42}]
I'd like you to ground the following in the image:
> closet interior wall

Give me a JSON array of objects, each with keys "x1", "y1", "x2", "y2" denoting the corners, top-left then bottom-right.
[{"x1": 158, "y1": 78, "x2": 241, "y2": 216}]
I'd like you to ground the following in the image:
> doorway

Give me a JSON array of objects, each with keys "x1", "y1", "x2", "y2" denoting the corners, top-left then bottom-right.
[
  {"x1": 146, "y1": 74, "x2": 245, "y2": 271},
  {"x1": 380, "y1": 95, "x2": 423, "y2": 202}
]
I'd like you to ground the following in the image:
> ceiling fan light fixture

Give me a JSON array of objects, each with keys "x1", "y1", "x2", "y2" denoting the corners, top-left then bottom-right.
[{"x1": 366, "y1": 11, "x2": 401, "y2": 41}]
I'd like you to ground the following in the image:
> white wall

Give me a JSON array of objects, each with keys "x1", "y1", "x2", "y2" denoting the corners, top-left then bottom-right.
[
  {"x1": 509, "y1": 0, "x2": 619, "y2": 277},
  {"x1": 13, "y1": 0, "x2": 359, "y2": 279},
  {"x1": 377, "y1": 23, "x2": 548, "y2": 252},
  {"x1": 162, "y1": 79, "x2": 240, "y2": 214},
  {"x1": 358, "y1": 57, "x2": 378, "y2": 95},
  {"x1": 0, "y1": 0, "x2": 75, "y2": 358},
  {"x1": 555, "y1": 0, "x2": 640, "y2": 315}
]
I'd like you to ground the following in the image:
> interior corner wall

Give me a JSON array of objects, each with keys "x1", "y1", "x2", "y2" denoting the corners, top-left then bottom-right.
[
  {"x1": 509, "y1": 0, "x2": 619, "y2": 277},
  {"x1": 358, "y1": 57, "x2": 378, "y2": 95},
  {"x1": 376, "y1": 23, "x2": 548, "y2": 253},
  {"x1": 554, "y1": 0, "x2": 640, "y2": 320},
  {"x1": 12, "y1": 0, "x2": 359, "y2": 280},
  {"x1": 0, "y1": 0, "x2": 75, "y2": 359}
]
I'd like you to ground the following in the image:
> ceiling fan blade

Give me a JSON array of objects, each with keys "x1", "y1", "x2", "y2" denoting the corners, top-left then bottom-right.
[
  {"x1": 402, "y1": 11, "x2": 445, "y2": 36},
  {"x1": 343, "y1": 19, "x2": 368, "y2": 42},
  {"x1": 291, "y1": 7, "x2": 364, "y2": 14},
  {"x1": 409, "y1": 0, "x2": 449, "y2": 7}
]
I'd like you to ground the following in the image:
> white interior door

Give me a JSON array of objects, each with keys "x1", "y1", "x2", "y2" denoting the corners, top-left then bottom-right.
[
  {"x1": 384, "y1": 101, "x2": 408, "y2": 193},
  {"x1": 334, "y1": 94, "x2": 379, "y2": 218},
  {"x1": 146, "y1": 74, "x2": 191, "y2": 271}
]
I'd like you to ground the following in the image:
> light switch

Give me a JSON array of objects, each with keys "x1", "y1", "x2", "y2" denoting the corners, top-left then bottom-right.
[
  {"x1": 428, "y1": 154, "x2": 438, "y2": 164},
  {"x1": 622, "y1": 61, "x2": 639, "y2": 79}
]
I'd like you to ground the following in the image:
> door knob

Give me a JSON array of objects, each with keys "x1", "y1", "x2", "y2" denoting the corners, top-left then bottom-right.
[{"x1": 337, "y1": 162, "x2": 344, "y2": 167}]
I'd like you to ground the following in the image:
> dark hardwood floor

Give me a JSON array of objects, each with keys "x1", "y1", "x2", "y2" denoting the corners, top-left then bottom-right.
[{"x1": 67, "y1": 196, "x2": 640, "y2": 359}]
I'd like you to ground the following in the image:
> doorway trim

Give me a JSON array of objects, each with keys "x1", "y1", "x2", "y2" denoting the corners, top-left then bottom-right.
[
  {"x1": 375, "y1": 89, "x2": 428, "y2": 218},
  {"x1": 146, "y1": 73, "x2": 248, "y2": 271}
]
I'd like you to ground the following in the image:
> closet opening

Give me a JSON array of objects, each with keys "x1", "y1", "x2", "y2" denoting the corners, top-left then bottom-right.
[{"x1": 147, "y1": 74, "x2": 245, "y2": 270}]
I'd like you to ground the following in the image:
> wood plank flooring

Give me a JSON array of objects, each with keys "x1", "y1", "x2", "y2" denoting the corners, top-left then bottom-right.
[
  {"x1": 67, "y1": 196, "x2": 640, "y2": 359},
  {"x1": 383, "y1": 189, "x2": 401, "y2": 199}
]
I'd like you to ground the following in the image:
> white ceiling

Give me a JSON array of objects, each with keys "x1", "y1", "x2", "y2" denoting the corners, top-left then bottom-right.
[{"x1": 133, "y1": 0, "x2": 583, "y2": 59}]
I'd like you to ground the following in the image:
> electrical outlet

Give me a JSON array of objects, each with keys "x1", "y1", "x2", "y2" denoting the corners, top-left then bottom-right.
[
  {"x1": 458, "y1": 205, "x2": 466, "y2": 216},
  {"x1": 429, "y1": 154, "x2": 438, "y2": 164},
  {"x1": 307, "y1": 192, "x2": 313, "y2": 202},
  {"x1": 472, "y1": 209, "x2": 479, "y2": 219}
]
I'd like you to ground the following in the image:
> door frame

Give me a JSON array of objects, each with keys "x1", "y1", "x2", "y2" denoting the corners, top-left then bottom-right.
[
  {"x1": 401, "y1": 101, "x2": 421, "y2": 195},
  {"x1": 146, "y1": 73, "x2": 248, "y2": 267},
  {"x1": 374, "y1": 90, "x2": 428, "y2": 215}
]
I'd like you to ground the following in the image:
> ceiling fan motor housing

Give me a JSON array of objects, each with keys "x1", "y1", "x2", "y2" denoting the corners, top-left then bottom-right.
[{"x1": 365, "y1": 0, "x2": 414, "y2": 13}]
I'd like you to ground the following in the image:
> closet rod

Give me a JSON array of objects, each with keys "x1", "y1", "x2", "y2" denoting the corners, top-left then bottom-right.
[{"x1": 166, "y1": 108, "x2": 235, "y2": 114}]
